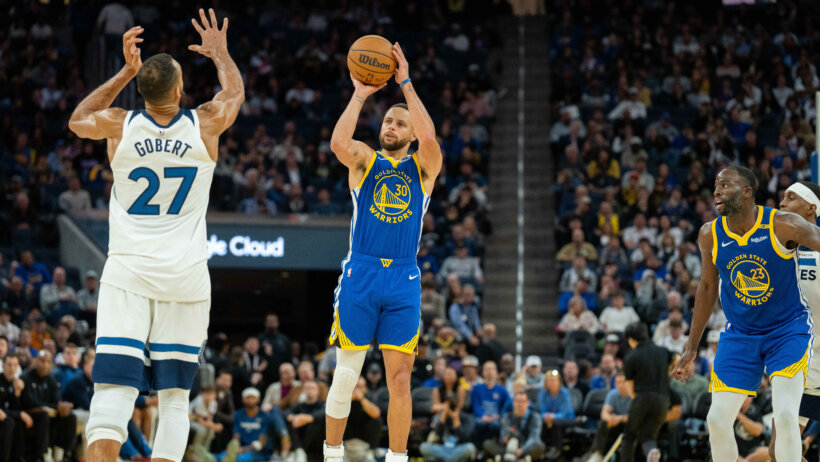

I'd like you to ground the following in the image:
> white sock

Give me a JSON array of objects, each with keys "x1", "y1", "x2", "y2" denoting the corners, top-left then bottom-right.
[
  {"x1": 772, "y1": 372, "x2": 805, "y2": 462},
  {"x1": 386, "y1": 450, "x2": 408, "y2": 462},
  {"x1": 324, "y1": 441, "x2": 344, "y2": 460},
  {"x1": 707, "y1": 391, "x2": 746, "y2": 462}
]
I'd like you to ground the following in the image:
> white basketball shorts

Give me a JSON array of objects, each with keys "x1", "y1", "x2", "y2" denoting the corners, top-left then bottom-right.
[{"x1": 93, "y1": 282, "x2": 210, "y2": 391}]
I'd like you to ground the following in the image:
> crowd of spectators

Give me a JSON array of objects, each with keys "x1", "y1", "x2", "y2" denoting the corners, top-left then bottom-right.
[
  {"x1": 0, "y1": 0, "x2": 522, "y2": 461},
  {"x1": 549, "y1": 0, "x2": 820, "y2": 460},
  {"x1": 0, "y1": 0, "x2": 503, "y2": 417}
]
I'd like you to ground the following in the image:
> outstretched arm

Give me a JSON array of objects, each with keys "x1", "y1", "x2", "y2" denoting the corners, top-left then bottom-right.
[
  {"x1": 672, "y1": 222, "x2": 718, "y2": 382},
  {"x1": 775, "y1": 210, "x2": 820, "y2": 251},
  {"x1": 392, "y1": 43, "x2": 442, "y2": 182},
  {"x1": 330, "y1": 75, "x2": 385, "y2": 186},
  {"x1": 68, "y1": 27, "x2": 143, "y2": 140},
  {"x1": 190, "y1": 8, "x2": 244, "y2": 154}
]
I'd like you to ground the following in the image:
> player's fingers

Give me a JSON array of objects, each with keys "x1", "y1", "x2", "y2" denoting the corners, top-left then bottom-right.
[
  {"x1": 209, "y1": 8, "x2": 218, "y2": 28},
  {"x1": 199, "y1": 9, "x2": 210, "y2": 29},
  {"x1": 221, "y1": 17, "x2": 228, "y2": 32},
  {"x1": 124, "y1": 26, "x2": 142, "y2": 38},
  {"x1": 191, "y1": 18, "x2": 205, "y2": 34},
  {"x1": 188, "y1": 45, "x2": 202, "y2": 54}
]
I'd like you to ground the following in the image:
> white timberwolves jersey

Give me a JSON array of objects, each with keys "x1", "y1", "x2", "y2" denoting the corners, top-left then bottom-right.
[
  {"x1": 799, "y1": 247, "x2": 820, "y2": 392},
  {"x1": 101, "y1": 108, "x2": 214, "y2": 302}
]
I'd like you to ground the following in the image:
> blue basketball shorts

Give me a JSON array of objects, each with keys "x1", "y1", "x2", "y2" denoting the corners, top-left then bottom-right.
[
  {"x1": 711, "y1": 319, "x2": 811, "y2": 396},
  {"x1": 329, "y1": 252, "x2": 421, "y2": 354},
  {"x1": 93, "y1": 283, "x2": 209, "y2": 392}
]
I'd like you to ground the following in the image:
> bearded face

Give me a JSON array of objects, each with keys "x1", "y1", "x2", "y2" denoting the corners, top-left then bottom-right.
[{"x1": 379, "y1": 107, "x2": 415, "y2": 151}]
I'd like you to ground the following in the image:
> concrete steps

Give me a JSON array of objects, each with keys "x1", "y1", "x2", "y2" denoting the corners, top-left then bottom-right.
[{"x1": 482, "y1": 16, "x2": 558, "y2": 358}]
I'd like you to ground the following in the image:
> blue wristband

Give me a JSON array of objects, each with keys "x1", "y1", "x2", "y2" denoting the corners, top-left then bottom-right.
[{"x1": 400, "y1": 78, "x2": 412, "y2": 87}]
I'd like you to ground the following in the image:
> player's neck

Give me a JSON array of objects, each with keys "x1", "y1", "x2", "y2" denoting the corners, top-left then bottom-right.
[
  {"x1": 725, "y1": 205, "x2": 758, "y2": 235},
  {"x1": 144, "y1": 102, "x2": 181, "y2": 125},
  {"x1": 381, "y1": 147, "x2": 409, "y2": 160}
]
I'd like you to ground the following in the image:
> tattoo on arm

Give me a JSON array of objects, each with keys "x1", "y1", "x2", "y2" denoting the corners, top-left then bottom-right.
[{"x1": 354, "y1": 96, "x2": 364, "y2": 104}]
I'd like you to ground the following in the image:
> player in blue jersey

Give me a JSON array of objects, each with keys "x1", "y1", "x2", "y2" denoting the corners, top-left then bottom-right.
[
  {"x1": 672, "y1": 166, "x2": 820, "y2": 461},
  {"x1": 322, "y1": 43, "x2": 442, "y2": 462}
]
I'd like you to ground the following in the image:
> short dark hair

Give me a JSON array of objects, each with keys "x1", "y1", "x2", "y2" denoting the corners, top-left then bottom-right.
[
  {"x1": 136, "y1": 54, "x2": 179, "y2": 104},
  {"x1": 796, "y1": 181, "x2": 820, "y2": 201},
  {"x1": 726, "y1": 165, "x2": 758, "y2": 194},
  {"x1": 81, "y1": 349, "x2": 95, "y2": 366},
  {"x1": 389, "y1": 103, "x2": 409, "y2": 112},
  {"x1": 625, "y1": 322, "x2": 649, "y2": 343}
]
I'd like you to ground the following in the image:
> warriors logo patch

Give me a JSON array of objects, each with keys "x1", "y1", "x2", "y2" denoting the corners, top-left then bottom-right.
[
  {"x1": 727, "y1": 255, "x2": 773, "y2": 305},
  {"x1": 369, "y1": 170, "x2": 414, "y2": 224}
]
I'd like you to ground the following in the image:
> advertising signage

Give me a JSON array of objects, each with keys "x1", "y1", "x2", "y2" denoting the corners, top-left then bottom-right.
[{"x1": 205, "y1": 223, "x2": 349, "y2": 270}]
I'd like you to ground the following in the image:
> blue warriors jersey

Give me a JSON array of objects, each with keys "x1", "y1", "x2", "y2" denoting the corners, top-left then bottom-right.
[
  {"x1": 712, "y1": 205, "x2": 811, "y2": 335},
  {"x1": 350, "y1": 151, "x2": 430, "y2": 259}
]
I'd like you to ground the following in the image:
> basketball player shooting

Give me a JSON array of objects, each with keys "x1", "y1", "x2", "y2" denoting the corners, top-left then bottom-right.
[
  {"x1": 672, "y1": 167, "x2": 820, "y2": 462},
  {"x1": 323, "y1": 43, "x2": 442, "y2": 462},
  {"x1": 68, "y1": 9, "x2": 243, "y2": 462}
]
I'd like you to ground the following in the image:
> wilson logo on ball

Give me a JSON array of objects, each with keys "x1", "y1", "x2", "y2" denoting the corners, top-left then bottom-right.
[{"x1": 358, "y1": 55, "x2": 390, "y2": 70}]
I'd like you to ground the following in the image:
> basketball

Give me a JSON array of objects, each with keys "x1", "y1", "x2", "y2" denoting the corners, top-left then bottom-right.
[{"x1": 347, "y1": 35, "x2": 397, "y2": 85}]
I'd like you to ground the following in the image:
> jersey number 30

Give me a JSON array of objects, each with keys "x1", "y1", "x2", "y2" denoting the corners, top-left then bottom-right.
[{"x1": 127, "y1": 167, "x2": 197, "y2": 215}]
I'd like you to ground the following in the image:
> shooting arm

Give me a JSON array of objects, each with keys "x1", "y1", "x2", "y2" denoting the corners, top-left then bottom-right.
[
  {"x1": 329, "y1": 92, "x2": 371, "y2": 170},
  {"x1": 401, "y1": 81, "x2": 442, "y2": 178}
]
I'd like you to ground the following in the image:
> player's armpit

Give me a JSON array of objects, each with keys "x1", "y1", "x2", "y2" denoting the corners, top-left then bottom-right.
[
  {"x1": 416, "y1": 140, "x2": 443, "y2": 182},
  {"x1": 196, "y1": 101, "x2": 231, "y2": 136},
  {"x1": 68, "y1": 108, "x2": 127, "y2": 140}
]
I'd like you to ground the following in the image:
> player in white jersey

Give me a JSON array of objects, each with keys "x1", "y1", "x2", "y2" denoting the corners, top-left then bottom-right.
[
  {"x1": 68, "y1": 10, "x2": 243, "y2": 462},
  {"x1": 770, "y1": 180, "x2": 820, "y2": 459}
]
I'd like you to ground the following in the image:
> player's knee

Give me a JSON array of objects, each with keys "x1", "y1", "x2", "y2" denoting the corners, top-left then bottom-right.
[
  {"x1": 386, "y1": 368, "x2": 411, "y2": 396},
  {"x1": 706, "y1": 405, "x2": 730, "y2": 432},
  {"x1": 773, "y1": 407, "x2": 798, "y2": 429},
  {"x1": 327, "y1": 365, "x2": 359, "y2": 419},
  {"x1": 158, "y1": 388, "x2": 190, "y2": 417},
  {"x1": 86, "y1": 384, "x2": 139, "y2": 445}
]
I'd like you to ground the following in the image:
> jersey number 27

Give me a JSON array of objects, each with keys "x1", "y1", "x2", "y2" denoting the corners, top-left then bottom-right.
[{"x1": 127, "y1": 167, "x2": 197, "y2": 215}]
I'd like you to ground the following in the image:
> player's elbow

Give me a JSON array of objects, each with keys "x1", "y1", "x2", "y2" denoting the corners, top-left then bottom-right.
[
  {"x1": 68, "y1": 117, "x2": 89, "y2": 138},
  {"x1": 329, "y1": 137, "x2": 350, "y2": 154}
]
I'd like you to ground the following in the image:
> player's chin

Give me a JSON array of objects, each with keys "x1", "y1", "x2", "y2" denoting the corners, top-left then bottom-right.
[{"x1": 381, "y1": 138, "x2": 408, "y2": 151}]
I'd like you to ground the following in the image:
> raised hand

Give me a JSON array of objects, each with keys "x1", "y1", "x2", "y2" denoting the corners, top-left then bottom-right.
[
  {"x1": 392, "y1": 42, "x2": 410, "y2": 84},
  {"x1": 189, "y1": 8, "x2": 228, "y2": 59},
  {"x1": 122, "y1": 26, "x2": 144, "y2": 74},
  {"x1": 350, "y1": 73, "x2": 386, "y2": 98}
]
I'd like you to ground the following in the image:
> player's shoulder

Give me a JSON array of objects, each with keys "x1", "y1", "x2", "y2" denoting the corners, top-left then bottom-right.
[{"x1": 698, "y1": 220, "x2": 716, "y2": 238}]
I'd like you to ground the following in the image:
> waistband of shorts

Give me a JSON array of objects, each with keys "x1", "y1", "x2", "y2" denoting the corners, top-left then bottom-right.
[{"x1": 349, "y1": 252, "x2": 417, "y2": 267}]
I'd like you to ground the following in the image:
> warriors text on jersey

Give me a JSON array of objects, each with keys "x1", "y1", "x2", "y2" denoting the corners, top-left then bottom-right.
[
  {"x1": 101, "y1": 109, "x2": 215, "y2": 302},
  {"x1": 711, "y1": 205, "x2": 810, "y2": 334}
]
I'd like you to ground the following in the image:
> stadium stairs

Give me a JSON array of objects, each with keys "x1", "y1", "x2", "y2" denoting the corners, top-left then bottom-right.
[{"x1": 483, "y1": 16, "x2": 557, "y2": 360}]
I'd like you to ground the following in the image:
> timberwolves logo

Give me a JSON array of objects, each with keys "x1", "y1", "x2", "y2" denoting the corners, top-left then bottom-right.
[
  {"x1": 727, "y1": 255, "x2": 774, "y2": 305},
  {"x1": 370, "y1": 170, "x2": 413, "y2": 224}
]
